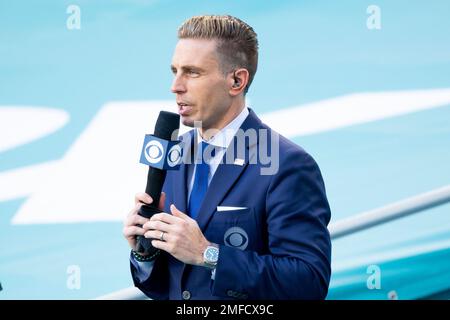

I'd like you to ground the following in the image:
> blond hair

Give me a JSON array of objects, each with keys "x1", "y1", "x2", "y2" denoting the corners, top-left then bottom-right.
[{"x1": 178, "y1": 15, "x2": 258, "y2": 94}]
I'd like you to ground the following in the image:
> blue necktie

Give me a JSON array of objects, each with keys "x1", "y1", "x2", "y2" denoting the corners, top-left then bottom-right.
[{"x1": 188, "y1": 141, "x2": 215, "y2": 219}]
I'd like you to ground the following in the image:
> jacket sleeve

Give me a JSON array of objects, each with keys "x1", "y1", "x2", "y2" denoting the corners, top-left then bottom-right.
[
  {"x1": 211, "y1": 149, "x2": 332, "y2": 299},
  {"x1": 130, "y1": 253, "x2": 155, "y2": 282},
  {"x1": 130, "y1": 251, "x2": 170, "y2": 300}
]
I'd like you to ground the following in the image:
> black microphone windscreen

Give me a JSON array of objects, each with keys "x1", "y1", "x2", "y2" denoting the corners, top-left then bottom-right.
[{"x1": 154, "y1": 111, "x2": 180, "y2": 140}]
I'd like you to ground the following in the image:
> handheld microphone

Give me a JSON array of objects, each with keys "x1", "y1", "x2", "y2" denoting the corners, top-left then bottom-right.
[{"x1": 136, "y1": 111, "x2": 181, "y2": 255}]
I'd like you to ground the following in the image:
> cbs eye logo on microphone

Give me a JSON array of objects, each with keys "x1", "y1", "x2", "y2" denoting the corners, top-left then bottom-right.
[{"x1": 140, "y1": 135, "x2": 183, "y2": 169}]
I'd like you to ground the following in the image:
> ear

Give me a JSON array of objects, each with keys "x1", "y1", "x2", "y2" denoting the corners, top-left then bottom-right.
[{"x1": 229, "y1": 68, "x2": 249, "y2": 96}]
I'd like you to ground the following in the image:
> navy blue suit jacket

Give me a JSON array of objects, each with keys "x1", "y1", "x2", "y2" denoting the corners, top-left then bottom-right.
[{"x1": 131, "y1": 109, "x2": 331, "y2": 300}]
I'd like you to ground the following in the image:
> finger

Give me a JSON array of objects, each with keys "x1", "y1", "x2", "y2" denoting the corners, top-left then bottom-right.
[
  {"x1": 127, "y1": 202, "x2": 145, "y2": 218},
  {"x1": 135, "y1": 192, "x2": 153, "y2": 205},
  {"x1": 125, "y1": 203, "x2": 144, "y2": 221},
  {"x1": 143, "y1": 220, "x2": 172, "y2": 233},
  {"x1": 170, "y1": 204, "x2": 190, "y2": 220},
  {"x1": 151, "y1": 239, "x2": 172, "y2": 253},
  {"x1": 123, "y1": 226, "x2": 146, "y2": 237},
  {"x1": 150, "y1": 212, "x2": 180, "y2": 224},
  {"x1": 127, "y1": 214, "x2": 149, "y2": 227},
  {"x1": 158, "y1": 192, "x2": 166, "y2": 211},
  {"x1": 144, "y1": 229, "x2": 169, "y2": 241}
]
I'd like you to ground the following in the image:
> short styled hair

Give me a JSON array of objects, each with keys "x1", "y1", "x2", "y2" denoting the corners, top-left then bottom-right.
[{"x1": 178, "y1": 15, "x2": 259, "y2": 94}]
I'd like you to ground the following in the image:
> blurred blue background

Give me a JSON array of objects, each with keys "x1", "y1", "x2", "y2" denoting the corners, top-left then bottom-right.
[{"x1": 1, "y1": 0, "x2": 450, "y2": 299}]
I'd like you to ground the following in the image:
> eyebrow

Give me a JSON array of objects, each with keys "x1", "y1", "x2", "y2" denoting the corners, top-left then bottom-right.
[{"x1": 170, "y1": 65, "x2": 206, "y2": 73}]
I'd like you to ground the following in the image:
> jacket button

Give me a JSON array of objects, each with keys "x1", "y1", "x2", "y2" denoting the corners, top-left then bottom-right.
[{"x1": 182, "y1": 290, "x2": 191, "y2": 300}]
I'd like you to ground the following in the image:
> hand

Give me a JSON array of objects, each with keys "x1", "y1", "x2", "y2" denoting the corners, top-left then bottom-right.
[
  {"x1": 122, "y1": 192, "x2": 166, "y2": 254},
  {"x1": 143, "y1": 204, "x2": 210, "y2": 266}
]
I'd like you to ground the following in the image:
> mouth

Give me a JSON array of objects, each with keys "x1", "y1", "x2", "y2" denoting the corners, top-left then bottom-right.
[{"x1": 177, "y1": 102, "x2": 193, "y2": 116}]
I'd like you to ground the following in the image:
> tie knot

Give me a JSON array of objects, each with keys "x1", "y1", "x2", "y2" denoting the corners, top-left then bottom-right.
[{"x1": 199, "y1": 141, "x2": 216, "y2": 163}]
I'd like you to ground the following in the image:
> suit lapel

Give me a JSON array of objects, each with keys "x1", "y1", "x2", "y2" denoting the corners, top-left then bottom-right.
[{"x1": 196, "y1": 109, "x2": 262, "y2": 231}]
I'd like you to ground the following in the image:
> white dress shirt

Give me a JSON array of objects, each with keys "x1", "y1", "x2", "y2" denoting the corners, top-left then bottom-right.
[{"x1": 187, "y1": 107, "x2": 249, "y2": 199}]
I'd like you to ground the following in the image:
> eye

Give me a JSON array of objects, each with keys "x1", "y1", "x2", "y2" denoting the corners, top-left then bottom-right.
[{"x1": 187, "y1": 69, "x2": 200, "y2": 77}]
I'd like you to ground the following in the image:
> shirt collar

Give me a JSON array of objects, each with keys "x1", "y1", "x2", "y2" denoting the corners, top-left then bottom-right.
[{"x1": 195, "y1": 107, "x2": 249, "y2": 149}]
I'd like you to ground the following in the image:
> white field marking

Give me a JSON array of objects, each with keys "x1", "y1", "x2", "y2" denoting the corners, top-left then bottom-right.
[
  {"x1": 0, "y1": 161, "x2": 59, "y2": 200},
  {"x1": 259, "y1": 88, "x2": 450, "y2": 136},
  {"x1": 9, "y1": 101, "x2": 183, "y2": 223},
  {"x1": 0, "y1": 106, "x2": 69, "y2": 152}
]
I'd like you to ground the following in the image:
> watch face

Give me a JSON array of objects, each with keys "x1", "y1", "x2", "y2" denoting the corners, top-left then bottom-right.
[{"x1": 205, "y1": 246, "x2": 219, "y2": 263}]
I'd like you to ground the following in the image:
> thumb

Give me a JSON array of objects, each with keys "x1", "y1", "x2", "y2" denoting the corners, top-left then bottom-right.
[{"x1": 170, "y1": 204, "x2": 189, "y2": 220}]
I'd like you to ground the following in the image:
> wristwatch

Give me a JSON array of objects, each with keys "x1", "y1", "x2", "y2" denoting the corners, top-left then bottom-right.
[{"x1": 203, "y1": 243, "x2": 219, "y2": 269}]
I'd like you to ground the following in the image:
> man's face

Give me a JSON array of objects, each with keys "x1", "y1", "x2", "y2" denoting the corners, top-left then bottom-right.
[{"x1": 171, "y1": 38, "x2": 232, "y2": 130}]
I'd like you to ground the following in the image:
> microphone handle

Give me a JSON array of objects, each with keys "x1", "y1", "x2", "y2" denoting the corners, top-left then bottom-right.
[
  {"x1": 136, "y1": 166, "x2": 167, "y2": 254},
  {"x1": 145, "y1": 166, "x2": 167, "y2": 208},
  {"x1": 136, "y1": 205, "x2": 164, "y2": 254}
]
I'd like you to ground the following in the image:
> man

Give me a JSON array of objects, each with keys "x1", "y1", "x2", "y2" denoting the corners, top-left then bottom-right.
[{"x1": 123, "y1": 15, "x2": 331, "y2": 300}]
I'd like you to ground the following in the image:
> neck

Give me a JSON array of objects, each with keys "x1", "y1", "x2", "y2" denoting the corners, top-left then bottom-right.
[{"x1": 199, "y1": 100, "x2": 245, "y2": 140}]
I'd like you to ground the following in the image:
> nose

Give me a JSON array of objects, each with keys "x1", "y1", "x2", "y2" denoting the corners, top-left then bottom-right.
[{"x1": 171, "y1": 74, "x2": 187, "y2": 94}]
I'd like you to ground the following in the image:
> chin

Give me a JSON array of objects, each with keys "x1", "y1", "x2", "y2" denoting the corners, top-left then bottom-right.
[
  {"x1": 181, "y1": 116, "x2": 195, "y2": 128},
  {"x1": 181, "y1": 113, "x2": 206, "y2": 129}
]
